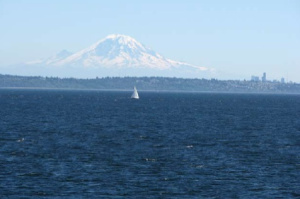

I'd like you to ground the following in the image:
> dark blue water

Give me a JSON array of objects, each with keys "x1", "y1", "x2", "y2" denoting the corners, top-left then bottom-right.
[{"x1": 0, "y1": 89, "x2": 299, "y2": 198}]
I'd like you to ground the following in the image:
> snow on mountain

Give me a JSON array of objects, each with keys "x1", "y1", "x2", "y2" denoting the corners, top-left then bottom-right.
[
  {"x1": 25, "y1": 34, "x2": 209, "y2": 78},
  {"x1": 26, "y1": 50, "x2": 73, "y2": 65},
  {"x1": 45, "y1": 50, "x2": 73, "y2": 65}
]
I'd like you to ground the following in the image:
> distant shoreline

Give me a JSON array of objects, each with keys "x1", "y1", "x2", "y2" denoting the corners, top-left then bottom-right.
[
  {"x1": 1, "y1": 87, "x2": 300, "y2": 96},
  {"x1": 1, "y1": 74, "x2": 300, "y2": 94}
]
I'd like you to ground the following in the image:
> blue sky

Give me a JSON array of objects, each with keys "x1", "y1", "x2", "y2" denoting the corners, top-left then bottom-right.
[{"x1": 0, "y1": 0, "x2": 299, "y2": 81}]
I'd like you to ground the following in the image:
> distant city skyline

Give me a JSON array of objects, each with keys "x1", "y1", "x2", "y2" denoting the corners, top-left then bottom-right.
[
  {"x1": 251, "y1": 72, "x2": 287, "y2": 83},
  {"x1": 0, "y1": 0, "x2": 299, "y2": 82}
]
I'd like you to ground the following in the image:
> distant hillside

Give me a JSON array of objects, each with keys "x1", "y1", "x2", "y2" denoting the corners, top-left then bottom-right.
[{"x1": 0, "y1": 74, "x2": 300, "y2": 93}]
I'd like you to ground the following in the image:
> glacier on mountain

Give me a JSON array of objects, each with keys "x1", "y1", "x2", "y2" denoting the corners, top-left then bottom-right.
[{"x1": 23, "y1": 34, "x2": 210, "y2": 78}]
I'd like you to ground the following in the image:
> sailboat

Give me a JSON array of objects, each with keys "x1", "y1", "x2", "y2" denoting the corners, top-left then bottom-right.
[{"x1": 131, "y1": 86, "x2": 139, "y2": 99}]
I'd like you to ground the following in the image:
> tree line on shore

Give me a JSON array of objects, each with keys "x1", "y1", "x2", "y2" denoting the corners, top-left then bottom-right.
[{"x1": 0, "y1": 74, "x2": 299, "y2": 93}]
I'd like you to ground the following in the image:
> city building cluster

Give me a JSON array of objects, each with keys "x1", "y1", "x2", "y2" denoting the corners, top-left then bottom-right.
[{"x1": 251, "y1": 72, "x2": 285, "y2": 83}]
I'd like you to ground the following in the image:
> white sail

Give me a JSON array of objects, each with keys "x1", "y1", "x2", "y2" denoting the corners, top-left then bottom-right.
[{"x1": 131, "y1": 86, "x2": 139, "y2": 99}]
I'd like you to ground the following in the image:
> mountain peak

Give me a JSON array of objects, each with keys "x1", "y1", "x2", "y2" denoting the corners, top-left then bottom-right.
[
  {"x1": 56, "y1": 49, "x2": 72, "y2": 57},
  {"x1": 98, "y1": 34, "x2": 144, "y2": 49},
  {"x1": 105, "y1": 34, "x2": 133, "y2": 40},
  {"x1": 26, "y1": 34, "x2": 209, "y2": 77}
]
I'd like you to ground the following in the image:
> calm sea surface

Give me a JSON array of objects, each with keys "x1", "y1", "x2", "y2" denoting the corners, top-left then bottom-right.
[{"x1": 0, "y1": 89, "x2": 299, "y2": 198}]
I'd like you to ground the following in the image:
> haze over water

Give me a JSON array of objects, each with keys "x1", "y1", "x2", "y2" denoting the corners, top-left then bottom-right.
[{"x1": 0, "y1": 89, "x2": 299, "y2": 198}]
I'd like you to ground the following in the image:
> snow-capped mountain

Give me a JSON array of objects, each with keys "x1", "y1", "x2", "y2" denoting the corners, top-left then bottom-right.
[{"x1": 24, "y1": 34, "x2": 210, "y2": 78}]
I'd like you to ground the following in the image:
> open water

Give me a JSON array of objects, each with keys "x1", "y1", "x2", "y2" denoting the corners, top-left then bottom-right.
[{"x1": 0, "y1": 89, "x2": 299, "y2": 198}]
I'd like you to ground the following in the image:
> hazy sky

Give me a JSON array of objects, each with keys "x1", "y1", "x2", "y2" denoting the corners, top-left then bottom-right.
[{"x1": 0, "y1": 0, "x2": 299, "y2": 81}]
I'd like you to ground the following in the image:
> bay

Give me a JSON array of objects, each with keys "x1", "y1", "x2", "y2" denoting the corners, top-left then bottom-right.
[{"x1": 0, "y1": 89, "x2": 299, "y2": 198}]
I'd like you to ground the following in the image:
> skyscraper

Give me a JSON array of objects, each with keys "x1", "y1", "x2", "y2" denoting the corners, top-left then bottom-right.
[
  {"x1": 251, "y1": 76, "x2": 260, "y2": 82},
  {"x1": 262, "y1": 72, "x2": 266, "y2": 82}
]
